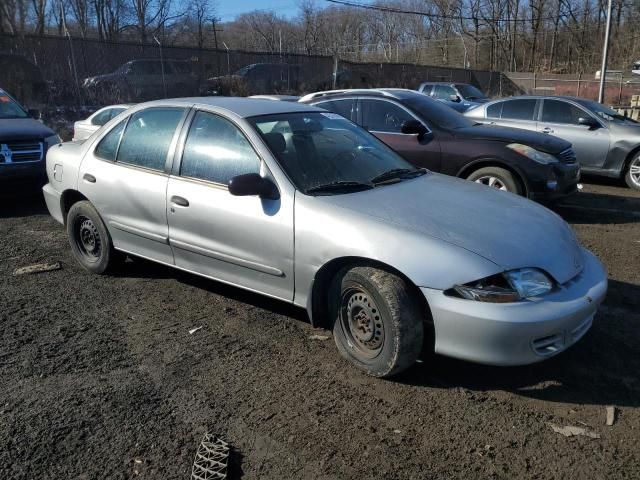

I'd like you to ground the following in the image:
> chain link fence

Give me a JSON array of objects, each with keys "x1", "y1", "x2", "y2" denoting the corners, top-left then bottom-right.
[{"x1": 1, "y1": 33, "x2": 505, "y2": 110}]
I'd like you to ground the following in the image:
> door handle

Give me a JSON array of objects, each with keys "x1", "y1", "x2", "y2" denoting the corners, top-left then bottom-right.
[
  {"x1": 542, "y1": 127, "x2": 554, "y2": 134},
  {"x1": 83, "y1": 173, "x2": 96, "y2": 183},
  {"x1": 170, "y1": 195, "x2": 189, "y2": 207}
]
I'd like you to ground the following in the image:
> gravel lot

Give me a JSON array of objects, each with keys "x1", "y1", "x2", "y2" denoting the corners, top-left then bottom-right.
[{"x1": 1, "y1": 179, "x2": 639, "y2": 479}]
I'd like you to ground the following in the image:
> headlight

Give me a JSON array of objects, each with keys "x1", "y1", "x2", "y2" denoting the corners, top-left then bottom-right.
[
  {"x1": 507, "y1": 143, "x2": 558, "y2": 165},
  {"x1": 45, "y1": 134, "x2": 61, "y2": 147},
  {"x1": 449, "y1": 268, "x2": 554, "y2": 303}
]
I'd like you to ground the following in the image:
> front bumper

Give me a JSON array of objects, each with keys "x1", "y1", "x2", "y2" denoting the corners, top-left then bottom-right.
[
  {"x1": 529, "y1": 162, "x2": 581, "y2": 201},
  {"x1": 421, "y1": 248, "x2": 607, "y2": 366},
  {"x1": 0, "y1": 161, "x2": 46, "y2": 182}
]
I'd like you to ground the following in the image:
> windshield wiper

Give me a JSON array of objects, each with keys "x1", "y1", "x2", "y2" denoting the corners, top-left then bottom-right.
[
  {"x1": 305, "y1": 181, "x2": 374, "y2": 194},
  {"x1": 370, "y1": 168, "x2": 427, "y2": 184}
]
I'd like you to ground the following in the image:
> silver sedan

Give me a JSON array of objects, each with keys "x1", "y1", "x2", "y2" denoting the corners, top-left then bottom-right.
[
  {"x1": 465, "y1": 95, "x2": 640, "y2": 190},
  {"x1": 43, "y1": 98, "x2": 607, "y2": 377}
]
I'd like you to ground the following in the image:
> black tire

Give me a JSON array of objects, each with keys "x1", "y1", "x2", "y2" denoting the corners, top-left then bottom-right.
[
  {"x1": 466, "y1": 166, "x2": 523, "y2": 195},
  {"x1": 66, "y1": 200, "x2": 120, "y2": 274},
  {"x1": 624, "y1": 154, "x2": 640, "y2": 191},
  {"x1": 330, "y1": 266, "x2": 424, "y2": 377}
]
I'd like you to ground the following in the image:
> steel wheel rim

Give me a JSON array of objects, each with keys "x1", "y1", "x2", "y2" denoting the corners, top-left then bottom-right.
[
  {"x1": 75, "y1": 215, "x2": 102, "y2": 261},
  {"x1": 630, "y1": 158, "x2": 640, "y2": 187},
  {"x1": 475, "y1": 175, "x2": 508, "y2": 191},
  {"x1": 340, "y1": 288, "x2": 384, "y2": 359}
]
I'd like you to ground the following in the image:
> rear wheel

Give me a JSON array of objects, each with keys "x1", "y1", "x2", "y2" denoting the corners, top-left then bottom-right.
[
  {"x1": 467, "y1": 166, "x2": 522, "y2": 195},
  {"x1": 67, "y1": 201, "x2": 121, "y2": 274},
  {"x1": 330, "y1": 266, "x2": 424, "y2": 377},
  {"x1": 625, "y1": 154, "x2": 640, "y2": 191}
]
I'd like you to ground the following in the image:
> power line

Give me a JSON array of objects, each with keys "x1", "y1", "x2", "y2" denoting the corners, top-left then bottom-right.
[{"x1": 325, "y1": 0, "x2": 590, "y2": 24}]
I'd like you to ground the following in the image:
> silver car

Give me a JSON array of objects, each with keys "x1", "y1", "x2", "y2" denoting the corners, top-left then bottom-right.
[
  {"x1": 465, "y1": 95, "x2": 640, "y2": 190},
  {"x1": 42, "y1": 98, "x2": 607, "y2": 377},
  {"x1": 72, "y1": 104, "x2": 133, "y2": 141}
]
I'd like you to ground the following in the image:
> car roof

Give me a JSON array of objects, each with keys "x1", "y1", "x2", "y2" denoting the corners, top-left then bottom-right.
[
  {"x1": 299, "y1": 88, "x2": 419, "y2": 103},
  {"x1": 140, "y1": 96, "x2": 320, "y2": 118},
  {"x1": 487, "y1": 95, "x2": 589, "y2": 102}
]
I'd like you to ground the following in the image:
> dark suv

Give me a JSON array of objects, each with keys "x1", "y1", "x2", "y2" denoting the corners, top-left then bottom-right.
[
  {"x1": 299, "y1": 89, "x2": 579, "y2": 201},
  {"x1": 0, "y1": 88, "x2": 59, "y2": 186},
  {"x1": 417, "y1": 82, "x2": 489, "y2": 112},
  {"x1": 83, "y1": 59, "x2": 199, "y2": 103}
]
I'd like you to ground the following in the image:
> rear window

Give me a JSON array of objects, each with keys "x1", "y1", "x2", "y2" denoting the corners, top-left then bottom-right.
[{"x1": 500, "y1": 99, "x2": 537, "y2": 121}]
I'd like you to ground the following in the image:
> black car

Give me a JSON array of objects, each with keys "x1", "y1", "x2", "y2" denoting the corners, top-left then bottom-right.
[
  {"x1": 0, "y1": 88, "x2": 60, "y2": 186},
  {"x1": 299, "y1": 89, "x2": 579, "y2": 201}
]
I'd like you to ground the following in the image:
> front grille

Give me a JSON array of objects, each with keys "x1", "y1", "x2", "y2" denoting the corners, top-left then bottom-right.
[
  {"x1": 0, "y1": 141, "x2": 44, "y2": 164},
  {"x1": 557, "y1": 147, "x2": 577, "y2": 164}
]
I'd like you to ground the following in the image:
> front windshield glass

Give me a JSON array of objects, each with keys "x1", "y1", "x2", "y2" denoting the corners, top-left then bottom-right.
[
  {"x1": 576, "y1": 98, "x2": 638, "y2": 124},
  {"x1": 0, "y1": 91, "x2": 28, "y2": 119},
  {"x1": 402, "y1": 93, "x2": 475, "y2": 129},
  {"x1": 455, "y1": 84, "x2": 487, "y2": 100},
  {"x1": 249, "y1": 112, "x2": 419, "y2": 194}
]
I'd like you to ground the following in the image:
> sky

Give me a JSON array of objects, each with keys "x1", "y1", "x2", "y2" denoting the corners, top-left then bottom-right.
[{"x1": 216, "y1": 0, "x2": 301, "y2": 21}]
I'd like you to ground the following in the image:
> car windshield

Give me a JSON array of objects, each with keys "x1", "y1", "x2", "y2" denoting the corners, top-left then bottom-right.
[
  {"x1": 455, "y1": 84, "x2": 487, "y2": 100},
  {"x1": 401, "y1": 93, "x2": 475, "y2": 130},
  {"x1": 0, "y1": 92, "x2": 28, "y2": 119},
  {"x1": 576, "y1": 98, "x2": 638, "y2": 124},
  {"x1": 249, "y1": 112, "x2": 421, "y2": 194}
]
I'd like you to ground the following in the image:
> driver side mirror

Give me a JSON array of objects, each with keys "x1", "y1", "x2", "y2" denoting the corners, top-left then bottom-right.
[
  {"x1": 401, "y1": 119, "x2": 428, "y2": 139},
  {"x1": 27, "y1": 108, "x2": 41, "y2": 119},
  {"x1": 449, "y1": 94, "x2": 462, "y2": 102},
  {"x1": 578, "y1": 117, "x2": 600, "y2": 129},
  {"x1": 228, "y1": 173, "x2": 280, "y2": 200}
]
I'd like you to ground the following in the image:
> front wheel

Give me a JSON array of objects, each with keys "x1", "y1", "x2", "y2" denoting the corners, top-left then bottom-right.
[
  {"x1": 466, "y1": 166, "x2": 522, "y2": 195},
  {"x1": 330, "y1": 266, "x2": 424, "y2": 377},
  {"x1": 625, "y1": 155, "x2": 640, "y2": 191},
  {"x1": 67, "y1": 200, "x2": 121, "y2": 274}
]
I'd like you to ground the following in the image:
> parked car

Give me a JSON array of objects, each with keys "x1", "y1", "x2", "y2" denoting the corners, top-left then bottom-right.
[
  {"x1": 417, "y1": 82, "x2": 489, "y2": 112},
  {"x1": 206, "y1": 63, "x2": 303, "y2": 96},
  {"x1": 72, "y1": 104, "x2": 133, "y2": 141},
  {"x1": 300, "y1": 89, "x2": 579, "y2": 201},
  {"x1": 82, "y1": 59, "x2": 198, "y2": 103},
  {"x1": 0, "y1": 88, "x2": 60, "y2": 185},
  {"x1": 248, "y1": 95, "x2": 300, "y2": 102},
  {"x1": 43, "y1": 97, "x2": 606, "y2": 377},
  {"x1": 464, "y1": 95, "x2": 640, "y2": 190}
]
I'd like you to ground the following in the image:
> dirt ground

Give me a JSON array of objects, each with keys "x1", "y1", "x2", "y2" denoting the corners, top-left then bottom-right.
[{"x1": 1, "y1": 178, "x2": 639, "y2": 480}]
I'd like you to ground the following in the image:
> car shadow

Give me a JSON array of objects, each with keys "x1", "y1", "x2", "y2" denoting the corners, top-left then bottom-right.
[
  {"x1": 0, "y1": 187, "x2": 48, "y2": 219},
  {"x1": 553, "y1": 189, "x2": 640, "y2": 225},
  {"x1": 115, "y1": 254, "x2": 640, "y2": 408},
  {"x1": 395, "y1": 278, "x2": 640, "y2": 408}
]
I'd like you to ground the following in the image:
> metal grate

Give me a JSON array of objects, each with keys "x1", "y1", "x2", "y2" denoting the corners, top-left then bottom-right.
[
  {"x1": 191, "y1": 434, "x2": 230, "y2": 480},
  {"x1": 557, "y1": 147, "x2": 577, "y2": 164},
  {"x1": 1, "y1": 141, "x2": 44, "y2": 163}
]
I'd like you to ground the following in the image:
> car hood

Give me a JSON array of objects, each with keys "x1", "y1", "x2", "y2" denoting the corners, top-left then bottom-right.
[
  {"x1": 319, "y1": 173, "x2": 583, "y2": 284},
  {"x1": 0, "y1": 118, "x2": 55, "y2": 141},
  {"x1": 455, "y1": 124, "x2": 571, "y2": 154}
]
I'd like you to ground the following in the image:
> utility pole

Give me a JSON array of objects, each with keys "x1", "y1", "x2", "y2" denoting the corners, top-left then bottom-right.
[
  {"x1": 210, "y1": 17, "x2": 223, "y2": 75},
  {"x1": 598, "y1": 0, "x2": 613, "y2": 104}
]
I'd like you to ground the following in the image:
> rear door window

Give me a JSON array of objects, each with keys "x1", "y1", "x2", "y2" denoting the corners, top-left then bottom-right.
[
  {"x1": 500, "y1": 99, "x2": 537, "y2": 121},
  {"x1": 314, "y1": 99, "x2": 355, "y2": 121},
  {"x1": 361, "y1": 99, "x2": 414, "y2": 134},
  {"x1": 486, "y1": 102, "x2": 503, "y2": 118},
  {"x1": 116, "y1": 108, "x2": 184, "y2": 171}
]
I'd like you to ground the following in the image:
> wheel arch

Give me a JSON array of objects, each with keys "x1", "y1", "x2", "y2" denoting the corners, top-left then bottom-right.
[
  {"x1": 60, "y1": 189, "x2": 89, "y2": 225},
  {"x1": 622, "y1": 144, "x2": 640, "y2": 177},
  {"x1": 457, "y1": 158, "x2": 529, "y2": 196},
  {"x1": 307, "y1": 256, "x2": 433, "y2": 332}
]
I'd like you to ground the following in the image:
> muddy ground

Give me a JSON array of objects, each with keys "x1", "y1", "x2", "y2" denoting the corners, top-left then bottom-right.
[{"x1": 1, "y1": 178, "x2": 639, "y2": 479}]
